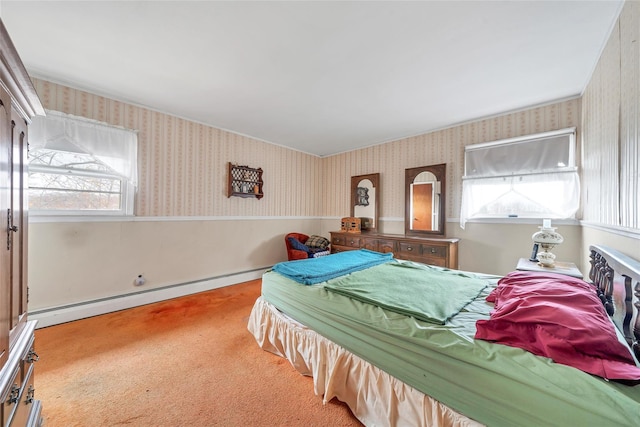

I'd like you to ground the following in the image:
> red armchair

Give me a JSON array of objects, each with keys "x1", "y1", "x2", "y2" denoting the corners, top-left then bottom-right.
[{"x1": 285, "y1": 232, "x2": 311, "y2": 261}]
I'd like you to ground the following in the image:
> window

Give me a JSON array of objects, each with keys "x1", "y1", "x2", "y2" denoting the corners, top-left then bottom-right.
[
  {"x1": 28, "y1": 111, "x2": 138, "y2": 215},
  {"x1": 460, "y1": 128, "x2": 579, "y2": 228}
]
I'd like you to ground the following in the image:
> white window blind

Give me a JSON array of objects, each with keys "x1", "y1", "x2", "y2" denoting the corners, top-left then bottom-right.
[{"x1": 460, "y1": 128, "x2": 579, "y2": 228}]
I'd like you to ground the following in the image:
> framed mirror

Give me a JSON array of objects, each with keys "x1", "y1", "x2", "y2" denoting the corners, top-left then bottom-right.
[
  {"x1": 405, "y1": 164, "x2": 446, "y2": 236},
  {"x1": 351, "y1": 173, "x2": 380, "y2": 232}
]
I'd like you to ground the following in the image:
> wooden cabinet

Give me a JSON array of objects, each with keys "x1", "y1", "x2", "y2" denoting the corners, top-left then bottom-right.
[
  {"x1": 0, "y1": 20, "x2": 45, "y2": 427},
  {"x1": 330, "y1": 231, "x2": 459, "y2": 269},
  {"x1": 227, "y1": 162, "x2": 264, "y2": 199}
]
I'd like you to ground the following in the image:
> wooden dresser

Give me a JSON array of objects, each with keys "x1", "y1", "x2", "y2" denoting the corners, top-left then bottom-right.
[{"x1": 330, "y1": 231, "x2": 459, "y2": 269}]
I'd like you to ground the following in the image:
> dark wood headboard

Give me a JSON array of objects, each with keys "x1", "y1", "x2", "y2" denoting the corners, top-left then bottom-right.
[{"x1": 589, "y1": 245, "x2": 640, "y2": 361}]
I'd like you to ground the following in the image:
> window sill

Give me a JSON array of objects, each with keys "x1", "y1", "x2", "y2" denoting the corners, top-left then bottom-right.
[
  {"x1": 454, "y1": 217, "x2": 580, "y2": 226},
  {"x1": 29, "y1": 215, "x2": 134, "y2": 223}
]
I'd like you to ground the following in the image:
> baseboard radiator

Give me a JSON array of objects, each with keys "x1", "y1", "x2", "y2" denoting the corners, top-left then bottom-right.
[{"x1": 29, "y1": 267, "x2": 268, "y2": 328}]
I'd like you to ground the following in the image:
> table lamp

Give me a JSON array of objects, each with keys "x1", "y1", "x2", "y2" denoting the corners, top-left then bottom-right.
[{"x1": 531, "y1": 219, "x2": 564, "y2": 267}]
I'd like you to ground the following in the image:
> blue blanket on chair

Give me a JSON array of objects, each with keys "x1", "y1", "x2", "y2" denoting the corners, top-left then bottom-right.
[{"x1": 272, "y1": 249, "x2": 395, "y2": 285}]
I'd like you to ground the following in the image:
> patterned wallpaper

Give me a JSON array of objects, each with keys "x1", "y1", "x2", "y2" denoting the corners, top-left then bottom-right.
[
  {"x1": 323, "y1": 99, "x2": 580, "y2": 221},
  {"x1": 582, "y1": 1, "x2": 639, "y2": 230},
  {"x1": 33, "y1": 79, "x2": 580, "y2": 222},
  {"x1": 32, "y1": 78, "x2": 323, "y2": 217},
  {"x1": 618, "y1": 3, "x2": 640, "y2": 230}
]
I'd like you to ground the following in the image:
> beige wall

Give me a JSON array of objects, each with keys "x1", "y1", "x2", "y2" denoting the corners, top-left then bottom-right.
[
  {"x1": 450, "y1": 222, "x2": 582, "y2": 276},
  {"x1": 580, "y1": 225, "x2": 639, "y2": 274},
  {"x1": 28, "y1": 218, "x2": 323, "y2": 311}
]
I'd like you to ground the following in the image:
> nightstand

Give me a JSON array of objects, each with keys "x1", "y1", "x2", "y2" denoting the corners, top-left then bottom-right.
[{"x1": 516, "y1": 258, "x2": 583, "y2": 279}]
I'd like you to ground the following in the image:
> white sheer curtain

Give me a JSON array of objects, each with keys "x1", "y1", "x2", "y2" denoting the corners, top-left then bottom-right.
[
  {"x1": 29, "y1": 110, "x2": 138, "y2": 185},
  {"x1": 460, "y1": 128, "x2": 579, "y2": 228},
  {"x1": 460, "y1": 172, "x2": 580, "y2": 228}
]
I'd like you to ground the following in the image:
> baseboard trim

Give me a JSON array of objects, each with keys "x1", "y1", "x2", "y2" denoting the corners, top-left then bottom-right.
[{"x1": 29, "y1": 267, "x2": 268, "y2": 328}]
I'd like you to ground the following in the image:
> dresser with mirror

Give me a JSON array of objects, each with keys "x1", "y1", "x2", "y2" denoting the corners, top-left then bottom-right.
[{"x1": 331, "y1": 164, "x2": 459, "y2": 269}]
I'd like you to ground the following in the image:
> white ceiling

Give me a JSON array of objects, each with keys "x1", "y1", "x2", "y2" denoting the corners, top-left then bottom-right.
[{"x1": 1, "y1": 1, "x2": 623, "y2": 157}]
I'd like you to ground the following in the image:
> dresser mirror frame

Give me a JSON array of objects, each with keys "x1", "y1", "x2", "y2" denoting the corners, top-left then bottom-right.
[
  {"x1": 405, "y1": 164, "x2": 446, "y2": 236},
  {"x1": 350, "y1": 173, "x2": 380, "y2": 232}
]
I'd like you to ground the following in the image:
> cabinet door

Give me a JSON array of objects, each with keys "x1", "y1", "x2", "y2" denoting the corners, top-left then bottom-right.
[
  {"x1": 10, "y1": 110, "x2": 28, "y2": 329},
  {"x1": 0, "y1": 87, "x2": 11, "y2": 366}
]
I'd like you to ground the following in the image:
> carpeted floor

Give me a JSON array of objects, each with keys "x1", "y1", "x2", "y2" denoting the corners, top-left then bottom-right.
[{"x1": 34, "y1": 280, "x2": 362, "y2": 426}]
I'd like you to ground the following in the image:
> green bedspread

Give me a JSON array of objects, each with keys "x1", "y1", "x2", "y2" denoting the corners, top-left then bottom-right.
[
  {"x1": 260, "y1": 263, "x2": 640, "y2": 427},
  {"x1": 324, "y1": 262, "x2": 488, "y2": 324}
]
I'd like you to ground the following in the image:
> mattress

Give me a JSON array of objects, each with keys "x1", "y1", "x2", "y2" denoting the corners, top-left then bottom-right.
[
  {"x1": 249, "y1": 296, "x2": 481, "y2": 426},
  {"x1": 255, "y1": 262, "x2": 640, "y2": 426}
]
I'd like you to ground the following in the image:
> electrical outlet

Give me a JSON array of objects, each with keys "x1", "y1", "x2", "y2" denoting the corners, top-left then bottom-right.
[{"x1": 134, "y1": 274, "x2": 146, "y2": 286}]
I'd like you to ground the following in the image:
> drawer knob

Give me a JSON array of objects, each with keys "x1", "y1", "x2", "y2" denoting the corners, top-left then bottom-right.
[
  {"x1": 8, "y1": 384, "x2": 19, "y2": 404},
  {"x1": 407, "y1": 246, "x2": 413, "y2": 251},
  {"x1": 430, "y1": 248, "x2": 437, "y2": 253},
  {"x1": 27, "y1": 349, "x2": 39, "y2": 363},
  {"x1": 25, "y1": 385, "x2": 35, "y2": 404}
]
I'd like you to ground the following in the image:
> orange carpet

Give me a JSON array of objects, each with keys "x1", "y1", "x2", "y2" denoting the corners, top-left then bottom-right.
[{"x1": 34, "y1": 280, "x2": 362, "y2": 426}]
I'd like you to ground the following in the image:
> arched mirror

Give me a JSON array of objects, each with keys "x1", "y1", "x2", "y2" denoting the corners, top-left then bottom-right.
[
  {"x1": 405, "y1": 164, "x2": 445, "y2": 236},
  {"x1": 351, "y1": 173, "x2": 380, "y2": 232}
]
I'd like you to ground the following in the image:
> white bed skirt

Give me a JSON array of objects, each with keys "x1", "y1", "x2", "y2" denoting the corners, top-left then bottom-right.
[{"x1": 247, "y1": 296, "x2": 483, "y2": 427}]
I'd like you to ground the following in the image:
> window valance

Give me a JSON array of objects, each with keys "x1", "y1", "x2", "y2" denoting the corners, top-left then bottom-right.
[{"x1": 29, "y1": 110, "x2": 138, "y2": 186}]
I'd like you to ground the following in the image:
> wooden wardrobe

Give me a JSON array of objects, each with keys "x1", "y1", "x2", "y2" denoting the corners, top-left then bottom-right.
[{"x1": 0, "y1": 20, "x2": 45, "y2": 427}]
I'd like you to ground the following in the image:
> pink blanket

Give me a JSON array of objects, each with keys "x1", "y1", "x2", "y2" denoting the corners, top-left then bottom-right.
[{"x1": 475, "y1": 271, "x2": 640, "y2": 381}]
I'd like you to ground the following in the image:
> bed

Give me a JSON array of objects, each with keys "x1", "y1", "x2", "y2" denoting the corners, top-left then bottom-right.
[{"x1": 247, "y1": 245, "x2": 640, "y2": 426}]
